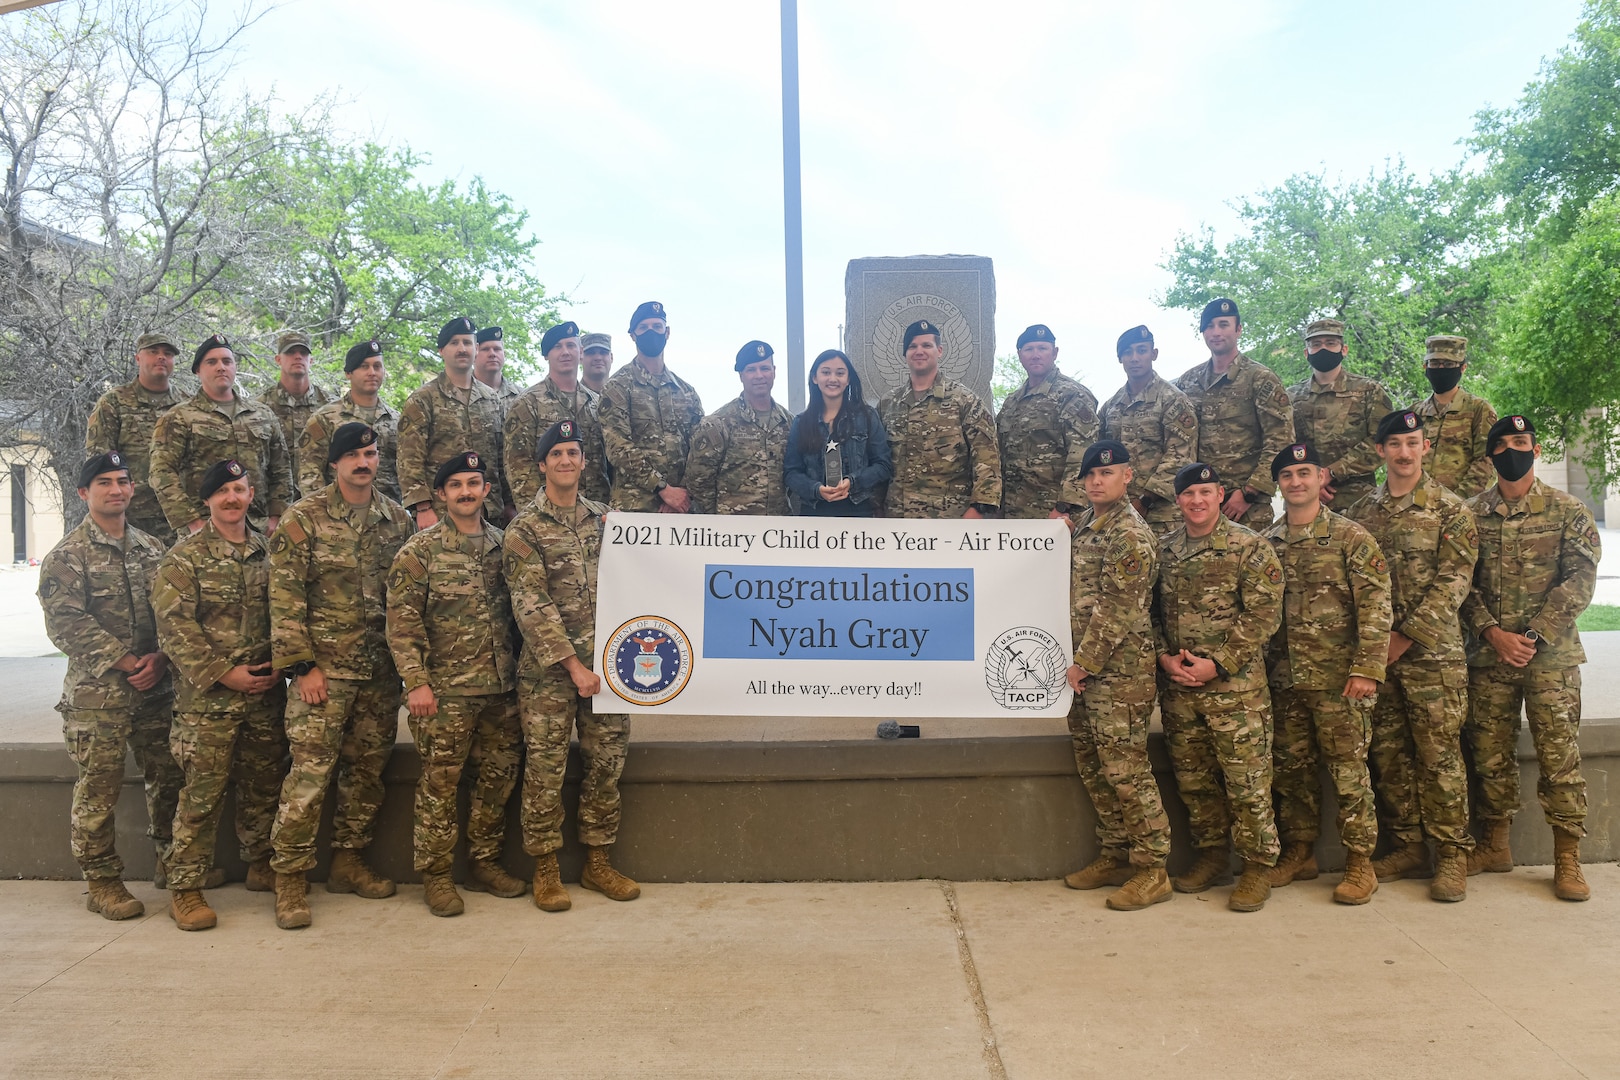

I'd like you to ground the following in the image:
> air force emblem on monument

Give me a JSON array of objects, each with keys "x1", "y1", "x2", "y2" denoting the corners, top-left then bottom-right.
[
  {"x1": 605, "y1": 616, "x2": 694, "y2": 706},
  {"x1": 985, "y1": 626, "x2": 1067, "y2": 710},
  {"x1": 872, "y1": 294, "x2": 975, "y2": 391}
]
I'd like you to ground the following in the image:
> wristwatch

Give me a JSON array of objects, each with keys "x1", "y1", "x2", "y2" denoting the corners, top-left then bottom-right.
[
  {"x1": 290, "y1": 661, "x2": 316, "y2": 678},
  {"x1": 1524, "y1": 629, "x2": 1542, "y2": 645},
  {"x1": 653, "y1": 482, "x2": 668, "y2": 495},
  {"x1": 970, "y1": 503, "x2": 998, "y2": 516}
]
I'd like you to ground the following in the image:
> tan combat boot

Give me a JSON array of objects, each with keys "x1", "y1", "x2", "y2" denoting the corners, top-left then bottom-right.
[
  {"x1": 1172, "y1": 847, "x2": 1233, "y2": 894},
  {"x1": 1106, "y1": 867, "x2": 1172, "y2": 911},
  {"x1": 1429, "y1": 846, "x2": 1467, "y2": 902},
  {"x1": 1372, "y1": 842, "x2": 1432, "y2": 882},
  {"x1": 1332, "y1": 852, "x2": 1379, "y2": 905},
  {"x1": 1552, "y1": 831, "x2": 1589, "y2": 902},
  {"x1": 86, "y1": 877, "x2": 144, "y2": 921},
  {"x1": 1265, "y1": 841, "x2": 1320, "y2": 887},
  {"x1": 169, "y1": 889, "x2": 217, "y2": 931},
  {"x1": 244, "y1": 856, "x2": 275, "y2": 893},
  {"x1": 532, "y1": 853, "x2": 571, "y2": 912},
  {"x1": 422, "y1": 871, "x2": 465, "y2": 917},
  {"x1": 1229, "y1": 861, "x2": 1273, "y2": 912},
  {"x1": 1467, "y1": 818, "x2": 1513, "y2": 876},
  {"x1": 274, "y1": 871, "x2": 312, "y2": 930},
  {"x1": 1063, "y1": 854, "x2": 1133, "y2": 891},
  {"x1": 326, "y1": 848, "x2": 396, "y2": 898},
  {"x1": 465, "y1": 858, "x2": 526, "y2": 899},
  {"x1": 580, "y1": 845, "x2": 641, "y2": 901}
]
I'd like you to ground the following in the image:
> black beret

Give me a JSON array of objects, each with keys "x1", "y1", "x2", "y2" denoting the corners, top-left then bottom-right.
[
  {"x1": 536, "y1": 419, "x2": 584, "y2": 462},
  {"x1": 1116, "y1": 325, "x2": 1154, "y2": 357},
  {"x1": 1174, "y1": 462, "x2": 1222, "y2": 495},
  {"x1": 903, "y1": 319, "x2": 940, "y2": 351},
  {"x1": 1199, "y1": 298, "x2": 1240, "y2": 331},
  {"x1": 437, "y1": 317, "x2": 476, "y2": 349},
  {"x1": 1080, "y1": 440, "x2": 1130, "y2": 476},
  {"x1": 541, "y1": 321, "x2": 580, "y2": 355},
  {"x1": 191, "y1": 333, "x2": 232, "y2": 373},
  {"x1": 1271, "y1": 442, "x2": 1322, "y2": 480},
  {"x1": 344, "y1": 339, "x2": 382, "y2": 373},
  {"x1": 1375, "y1": 409, "x2": 1425, "y2": 444},
  {"x1": 199, "y1": 459, "x2": 248, "y2": 501},
  {"x1": 1486, "y1": 414, "x2": 1536, "y2": 451},
  {"x1": 78, "y1": 450, "x2": 128, "y2": 488},
  {"x1": 327, "y1": 422, "x2": 377, "y2": 463},
  {"x1": 735, "y1": 340, "x2": 774, "y2": 371},
  {"x1": 433, "y1": 450, "x2": 486, "y2": 491},
  {"x1": 628, "y1": 301, "x2": 667, "y2": 332},
  {"x1": 1016, "y1": 324, "x2": 1054, "y2": 349},
  {"x1": 476, "y1": 326, "x2": 503, "y2": 345}
]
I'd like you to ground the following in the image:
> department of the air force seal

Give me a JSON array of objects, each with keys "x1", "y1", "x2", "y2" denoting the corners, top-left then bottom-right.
[
  {"x1": 985, "y1": 626, "x2": 1067, "y2": 710},
  {"x1": 605, "y1": 616, "x2": 694, "y2": 706}
]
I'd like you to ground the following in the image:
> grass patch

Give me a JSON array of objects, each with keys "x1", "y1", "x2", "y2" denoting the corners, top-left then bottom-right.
[{"x1": 1577, "y1": 604, "x2": 1620, "y2": 631}]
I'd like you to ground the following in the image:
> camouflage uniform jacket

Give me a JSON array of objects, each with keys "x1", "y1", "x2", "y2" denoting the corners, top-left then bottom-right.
[
  {"x1": 1414, "y1": 387, "x2": 1497, "y2": 498},
  {"x1": 1098, "y1": 372, "x2": 1199, "y2": 511},
  {"x1": 298, "y1": 393, "x2": 401, "y2": 504},
  {"x1": 683, "y1": 395, "x2": 794, "y2": 516},
  {"x1": 38, "y1": 518, "x2": 170, "y2": 710},
  {"x1": 84, "y1": 378, "x2": 189, "y2": 536},
  {"x1": 598, "y1": 359, "x2": 705, "y2": 512},
  {"x1": 149, "y1": 389, "x2": 294, "y2": 534},
  {"x1": 503, "y1": 493, "x2": 608, "y2": 676},
  {"x1": 1462, "y1": 478, "x2": 1600, "y2": 671},
  {"x1": 150, "y1": 522, "x2": 272, "y2": 714},
  {"x1": 259, "y1": 381, "x2": 334, "y2": 497},
  {"x1": 879, "y1": 375, "x2": 1003, "y2": 518},
  {"x1": 489, "y1": 376, "x2": 524, "y2": 423},
  {"x1": 1174, "y1": 352, "x2": 1295, "y2": 497},
  {"x1": 397, "y1": 372, "x2": 508, "y2": 518},
  {"x1": 503, "y1": 377, "x2": 610, "y2": 507},
  {"x1": 1287, "y1": 368, "x2": 1393, "y2": 491},
  {"x1": 1263, "y1": 508, "x2": 1392, "y2": 690},
  {"x1": 1344, "y1": 474, "x2": 1479, "y2": 665},
  {"x1": 387, "y1": 520, "x2": 516, "y2": 696},
  {"x1": 269, "y1": 483, "x2": 414, "y2": 679},
  {"x1": 996, "y1": 370, "x2": 1099, "y2": 516},
  {"x1": 1069, "y1": 501, "x2": 1159, "y2": 678},
  {"x1": 1152, "y1": 515, "x2": 1284, "y2": 692}
]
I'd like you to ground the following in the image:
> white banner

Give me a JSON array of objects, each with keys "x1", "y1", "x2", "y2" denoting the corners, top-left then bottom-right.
[{"x1": 591, "y1": 513, "x2": 1074, "y2": 717}]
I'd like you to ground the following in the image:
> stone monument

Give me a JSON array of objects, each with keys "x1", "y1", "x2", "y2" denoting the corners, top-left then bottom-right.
[{"x1": 844, "y1": 254, "x2": 995, "y2": 406}]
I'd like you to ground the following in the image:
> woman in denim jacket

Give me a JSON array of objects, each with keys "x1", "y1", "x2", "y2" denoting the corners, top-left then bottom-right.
[{"x1": 784, "y1": 349, "x2": 892, "y2": 517}]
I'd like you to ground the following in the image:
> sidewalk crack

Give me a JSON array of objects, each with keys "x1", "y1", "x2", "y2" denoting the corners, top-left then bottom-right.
[
  {"x1": 938, "y1": 881, "x2": 1008, "y2": 1080},
  {"x1": 428, "y1": 942, "x2": 527, "y2": 1080}
]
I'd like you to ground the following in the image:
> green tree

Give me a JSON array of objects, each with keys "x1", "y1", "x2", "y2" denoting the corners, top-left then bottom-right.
[{"x1": 990, "y1": 351, "x2": 1023, "y2": 410}]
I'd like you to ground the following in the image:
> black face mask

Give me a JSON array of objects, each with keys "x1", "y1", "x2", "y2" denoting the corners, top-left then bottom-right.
[
  {"x1": 1425, "y1": 366, "x2": 1463, "y2": 394},
  {"x1": 1306, "y1": 348, "x2": 1343, "y2": 373},
  {"x1": 635, "y1": 329, "x2": 668, "y2": 357},
  {"x1": 1492, "y1": 447, "x2": 1535, "y2": 482}
]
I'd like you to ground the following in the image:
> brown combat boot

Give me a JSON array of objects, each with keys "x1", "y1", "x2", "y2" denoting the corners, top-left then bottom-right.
[
  {"x1": 1467, "y1": 818, "x2": 1513, "y2": 876},
  {"x1": 326, "y1": 848, "x2": 396, "y2": 898},
  {"x1": 1172, "y1": 847, "x2": 1233, "y2": 894},
  {"x1": 1106, "y1": 867, "x2": 1172, "y2": 911},
  {"x1": 1229, "y1": 861, "x2": 1273, "y2": 912},
  {"x1": 1429, "y1": 846, "x2": 1468, "y2": 902},
  {"x1": 1265, "y1": 841, "x2": 1320, "y2": 887},
  {"x1": 1553, "y1": 831, "x2": 1589, "y2": 902},
  {"x1": 1332, "y1": 852, "x2": 1379, "y2": 905},
  {"x1": 1372, "y1": 842, "x2": 1432, "y2": 882},
  {"x1": 580, "y1": 845, "x2": 641, "y2": 901},
  {"x1": 532, "y1": 853, "x2": 571, "y2": 912},
  {"x1": 86, "y1": 877, "x2": 144, "y2": 921},
  {"x1": 1063, "y1": 854, "x2": 1133, "y2": 891},
  {"x1": 274, "y1": 871, "x2": 312, "y2": 930},
  {"x1": 169, "y1": 889, "x2": 217, "y2": 931},
  {"x1": 465, "y1": 858, "x2": 526, "y2": 899},
  {"x1": 244, "y1": 856, "x2": 275, "y2": 893},
  {"x1": 422, "y1": 871, "x2": 465, "y2": 917}
]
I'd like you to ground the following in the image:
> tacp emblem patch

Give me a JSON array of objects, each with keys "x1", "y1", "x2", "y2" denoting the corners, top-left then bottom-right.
[
  {"x1": 1293, "y1": 445, "x2": 1307, "y2": 461},
  {"x1": 1100, "y1": 449, "x2": 1113, "y2": 465},
  {"x1": 1512, "y1": 416, "x2": 1526, "y2": 431}
]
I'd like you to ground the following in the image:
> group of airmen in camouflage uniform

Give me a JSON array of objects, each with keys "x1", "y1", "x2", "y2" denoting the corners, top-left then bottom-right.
[{"x1": 43, "y1": 293, "x2": 1598, "y2": 930}]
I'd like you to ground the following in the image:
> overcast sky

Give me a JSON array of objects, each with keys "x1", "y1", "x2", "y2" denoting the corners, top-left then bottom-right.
[{"x1": 223, "y1": 0, "x2": 1584, "y2": 409}]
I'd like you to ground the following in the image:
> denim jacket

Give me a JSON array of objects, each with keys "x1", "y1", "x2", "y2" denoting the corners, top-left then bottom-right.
[{"x1": 784, "y1": 405, "x2": 893, "y2": 511}]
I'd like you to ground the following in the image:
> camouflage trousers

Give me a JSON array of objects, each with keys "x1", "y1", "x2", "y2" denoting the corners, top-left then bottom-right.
[
  {"x1": 1160, "y1": 684, "x2": 1280, "y2": 865},
  {"x1": 1464, "y1": 664, "x2": 1586, "y2": 838},
  {"x1": 60, "y1": 692, "x2": 182, "y2": 880},
  {"x1": 270, "y1": 674, "x2": 400, "y2": 874},
  {"x1": 1369, "y1": 660, "x2": 1474, "y2": 850},
  {"x1": 1139, "y1": 500, "x2": 1182, "y2": 532},
  {"x1": 517, "y1": 668, "x2": 630, "y2": 856},
  {"x1": 1271, "y1": 687, "x2": 1378, "y2": 854},
  {"x1": 407, "y1": 691, "x2": 522, "y2": 874},
  {"x1": 1067, "y1": 673, "x2": 1171, "y2": 867},
  {"x1": 1235, "y1": 499, "x2": 1275, "y2": 530},
  {"x1": 1325, "y1": 477, "x2": 1376, "y2": 515},
  {"x1": 168, "y1": 695, "x2": 289, "y2": 889}
]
